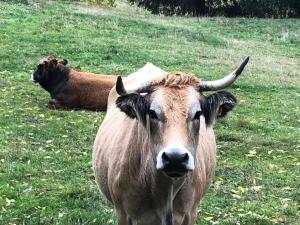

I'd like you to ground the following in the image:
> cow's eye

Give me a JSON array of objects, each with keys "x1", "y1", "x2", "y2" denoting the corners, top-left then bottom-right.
[
  {"x1": 192, "y1": 110, "x2": 203, "y2": 121},
  {"x1": 149, "y1": 109, "x2": 158, "y2": 120}
]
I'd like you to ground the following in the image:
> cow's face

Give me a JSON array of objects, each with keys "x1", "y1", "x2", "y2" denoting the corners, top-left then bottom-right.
[
  {"x1": 32, "y1": 56, "x2": 68, "y2": 83},
  {"x1": 116, "y1": 74, "x2": 236, "y2": 178},
  {"x1": 148, "y1": 86, "x2": 201, "y2": 178}
]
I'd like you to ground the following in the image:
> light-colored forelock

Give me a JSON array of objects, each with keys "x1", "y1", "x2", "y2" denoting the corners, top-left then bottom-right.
[
  {"x1": 39, "y1": 56, "x2": 56, "y2": 64},
  {"x1": 151, "y1": 72, "x2": 201, "y2": 89}
]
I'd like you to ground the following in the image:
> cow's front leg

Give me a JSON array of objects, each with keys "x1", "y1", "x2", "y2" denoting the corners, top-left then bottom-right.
[
  {"x1": 116, "y1": 208, "x2": 131, "y2": 225},
  {"x1": 48, "y1": 99, "x2": 64, "y2": 109},
  {"x1": 187, "y1": 206, "x2": 198, "y2": 225},
  {"x1": 173, "y1": 208, "x2": 197, "y2": 225},
  {"x1": 173, "y1": 211, "x2": 186, "y2": 225}
]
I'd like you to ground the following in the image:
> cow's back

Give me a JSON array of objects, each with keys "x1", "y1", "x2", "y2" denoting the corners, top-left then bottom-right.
[{"x1": 66, "y1": 71, "x2": 117, "y2": 110}]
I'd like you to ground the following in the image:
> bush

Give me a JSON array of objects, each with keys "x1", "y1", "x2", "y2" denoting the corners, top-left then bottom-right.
[
  {"x1": 80, "y1": 0, "x2": 115, "y2": 7},
  {"x1": 0, "y1": 0, "x2": 28, "y2": 4},
  {"x1": 129, "y1": 0, "x2": 300, "y2": 17},
  {"x1": 206, "y1": 0, "x2": 300, "y2": 18},
  {"x1": 239, "y1": 0, "x2": 300, "y2": 18},
  {"x1": 128, "y1": 0, "x2": 206, "y2": 16}
]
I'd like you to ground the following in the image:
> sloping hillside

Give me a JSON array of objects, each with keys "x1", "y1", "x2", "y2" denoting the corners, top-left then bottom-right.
[{"x1": 0, "y1": 1, "x2": 299, "y2": 224}]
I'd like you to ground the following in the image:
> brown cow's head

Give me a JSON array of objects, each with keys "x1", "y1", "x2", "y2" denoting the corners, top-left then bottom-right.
[
  {"x1": 116, "y1": 57, "x2": 249, "y2": 178},
  {"x1": 32, "y1": 56, "x2": 69, "y2": 92}
]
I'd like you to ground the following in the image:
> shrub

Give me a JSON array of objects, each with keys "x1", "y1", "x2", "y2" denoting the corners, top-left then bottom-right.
[
  {"x1": 80, "y1": 0, "x2": 115, "y2": 7},
  {"x1": 129, "y1": 0, "x2": 300, "y2": 17},
  {"x1": 128, "y1": 0, "x2": 206, "y2": 16},
  {"x1": 206, "y1": 0, "x2": 300, "y2": 18},
  {"x1": 239, "y1": 0, "x2": 300, "y2": 18},
  {"x1": 0, "y1": 0, "x2": 28, "y2": 4}
]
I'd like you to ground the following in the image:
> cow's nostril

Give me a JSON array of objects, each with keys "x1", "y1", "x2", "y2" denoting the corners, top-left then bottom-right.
[
  {"x1": 182, "y1": 153, "x2": 189, "y2": 162},
  {"x1": 162, "y1": 151, "x2": 189, "y2": 164},
  {"x1": 162, "y1": 152, "x2": 169, "y2": 162},
  {"x1": 156, "y1": 148, "x2": 194, "y2": 174}
]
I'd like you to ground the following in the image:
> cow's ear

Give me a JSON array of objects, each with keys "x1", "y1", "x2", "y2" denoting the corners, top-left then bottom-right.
[
  {"x1": 201, "y1": 91, "x2": 236, "y2": 126},
  {"x1": 49, "y1": 58, "x2": 58, "y2": 67},
  {"x1": 116, "y1": 94, "x2": 150, "y2": 126},
  {"x1": 60, "y1": 59, "x2": 68, "y2": 65}
]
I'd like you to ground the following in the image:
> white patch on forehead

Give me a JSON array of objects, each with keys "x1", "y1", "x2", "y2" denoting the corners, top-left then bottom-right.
[
  {"x1": 186, "y1": 87, "x2": 201, "y2": 106},
  {"x1": 190, "y1": 100, "x2": 201, "y2": 114},
  {"x1": 149, "y1": 86, "x2": 201, "y2": 120},
  {"x1": 186, "y1": 87, "x2": 201, "y2": 115},
  {"x1": 149, "y1": 88, "x2": 166, "y2": 110},
  {"x1": 150, "y1": 100, "x2": 160, "y2": 111}
]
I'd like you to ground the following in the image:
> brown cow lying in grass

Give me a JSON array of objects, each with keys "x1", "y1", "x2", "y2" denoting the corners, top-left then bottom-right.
[{"x1": 32, "y1": 56, "x2": 117, "y2": 111}]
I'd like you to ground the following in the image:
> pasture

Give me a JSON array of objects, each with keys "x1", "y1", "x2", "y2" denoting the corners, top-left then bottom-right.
[{"x1": 0, "y1": 0, "x2": 299, "y2": 224}]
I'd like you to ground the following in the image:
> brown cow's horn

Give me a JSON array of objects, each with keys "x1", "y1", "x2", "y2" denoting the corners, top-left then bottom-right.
[
  {"x1": 200, "y1": 56, "x2": 249, "y2": 91},
  {"x1": 116, "y1": 76, "x2": 128, "y2": 96}
]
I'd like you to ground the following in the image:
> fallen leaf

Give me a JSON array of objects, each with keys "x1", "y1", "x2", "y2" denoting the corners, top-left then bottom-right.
[
  {"x1": 5, "y1": 198, "x2": 15, "y2": 206},
  {"x1": 251, "y1": 186, "x2": 262, "y2": 192},
  {"x1": 237, "y1": 186, "x2": 246, "y2": 193},
  {"x1": 269, "y1": 163, "x2": 279, "y2": 171},
  {"x1": 231, "y1": 194, "x2": 242, "y2": 199},
  {"x1": 275, "y1": 213, "x2": 285, "y2": 222},
  {"x1": 246, "y1": 149, "x2": 257, "y2": 157},
  {"x1": 282, "y1": 186, "x2": 293, "y2": 191},
  {"x1": 204, "y1": 216, "x2": 214, "y2": 221}
]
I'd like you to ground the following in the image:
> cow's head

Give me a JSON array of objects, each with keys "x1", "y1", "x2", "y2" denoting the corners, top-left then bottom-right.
[
  {"x1": 32, "y1": 56, "x2": 69, "y2": 91},
  {"x1": 116, "y1": 57, "x2": 249, "y2": 178}
]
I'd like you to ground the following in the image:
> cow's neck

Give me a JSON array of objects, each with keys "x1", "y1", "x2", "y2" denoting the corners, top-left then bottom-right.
[
  {"x1": 155, "y1": 172, "x2": 186, "y2": 199},
  {"x1": 151, "y1": 172, "x2": 186, "y2": 223},
  {"x1": 134, "y1": 123, "x2": 187, "y2": 222},
  {"x1": 40, "y1": 68, "x2": 69, "y2": 94}
]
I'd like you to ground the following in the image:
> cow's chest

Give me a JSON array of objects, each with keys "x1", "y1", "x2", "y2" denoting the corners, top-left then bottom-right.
[{"x1": 119, "y1": 176, "x2": 188, "y2": 225}]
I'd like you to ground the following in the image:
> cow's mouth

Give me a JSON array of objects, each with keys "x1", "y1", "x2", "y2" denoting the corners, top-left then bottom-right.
[
  {"x1": 31, "y1": 73, "x2": 37, "y2": 82},
  {"x1": 163, "y1": 166, "x2": 190, "y2": 178},
  {"x1": 164, "y1": 171, "x2": 186, "y2": 178}
]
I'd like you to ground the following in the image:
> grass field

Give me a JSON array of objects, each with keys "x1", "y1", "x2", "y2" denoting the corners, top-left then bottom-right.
[{"x1": 0, "y1": 0, "x2": 299, "y2": 224}]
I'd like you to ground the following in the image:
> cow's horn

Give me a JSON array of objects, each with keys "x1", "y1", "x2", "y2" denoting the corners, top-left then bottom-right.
[
  {"x1": 116, "y1": 76, "x2": 128, "y2": 96},
  {"x1": 200, "y1": 56, "x2": 249, "y2": 91},
  {"x1": 116, "y1": 76, "x2": 153, "y2": 96},
  {"x1": 116, "y1": 76, "x2": 151, "y2": 96}
]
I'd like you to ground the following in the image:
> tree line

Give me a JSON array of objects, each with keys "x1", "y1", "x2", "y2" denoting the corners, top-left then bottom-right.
[{"x1": 128, "y1": 0, "x2": 300, "y2": 18}]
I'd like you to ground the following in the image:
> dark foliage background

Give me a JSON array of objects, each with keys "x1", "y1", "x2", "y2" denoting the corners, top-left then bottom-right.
[
  {"x1": 128, "y1": 0, "x2": 300, "y2": 18},
  {"x1": 0, "y1": 0, "x2": 29, "y2": 4}
]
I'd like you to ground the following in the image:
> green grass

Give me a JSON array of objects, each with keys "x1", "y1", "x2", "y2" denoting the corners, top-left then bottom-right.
[{"x1": 0, "y1": 0, "x2": 299, "y2": 224}]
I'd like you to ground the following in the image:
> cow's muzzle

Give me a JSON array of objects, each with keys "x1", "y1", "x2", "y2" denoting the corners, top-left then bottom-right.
[
  {"x1": 156, "y1": 148, "x2": 194, "y2": 178},
  {"x1": 31, "y1": 73, "x2": 37, "y2": 82}
]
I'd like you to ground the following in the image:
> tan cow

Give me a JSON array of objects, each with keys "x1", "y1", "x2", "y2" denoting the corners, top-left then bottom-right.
[
  {"x1": 93, "y1": 57, "x2": 249, "y2": 225},
  {"x1": 32, "y1": 56, "x2": 117, "y2": 111}
]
